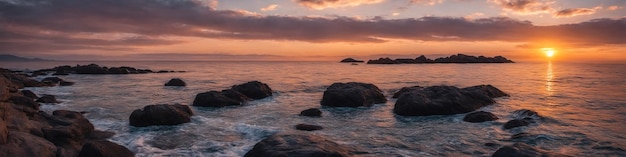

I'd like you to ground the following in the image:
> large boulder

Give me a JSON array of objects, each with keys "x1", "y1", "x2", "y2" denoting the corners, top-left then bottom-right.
[
  {"x1": 299, "y1": 108, "x2": 322, "y2": 117},
  {"x1": 244, "y1": 134, "x2": 356, "y2": 157},
  {"x1": 42, "y1": 110, "x2": 96, "y2": 157},
  {"x1": 492, "y1": 143, "x2": 570, "y2": 157},
  {"x1": 10, "y1": 95, "x2": 40, "y2": 110},
  {"x1": 320, "y1": 82, "x2": 386, "y2": 107},
  {"x1": 164, "y1": 78, "x2": 186, "y2": 86},
  {"x1": 231, "y1": 81, "x2": 273, "y2": 99},
  {"x1": 78, "y1": 140, "x2": 135, "y2": 157},
  {"x1": 392, "y1": 86, "x2": 423, "y2": 98},
  {"x1": 503, "y1": 119, "x2": 532, "y2": 129},
  {"x1": 129, "y1": 104, "x2": 193, "y2": 127},
  {"x1": 463, "y1": 111, "x2": 499, "y2": 123},
  {"x1": 462, "y1": 84, "x2": 509, "y2": 98},
  {"x1": 0, "y1": 132, "x2": 57, "y2": 157},
  {"x1": 192, "y1": 91, "x2": 246, "y2": 107},
  {"x1": 37, "y1": 94, "x2": 60, "y2": 104},
  {"x1": 21, "y1": 90, "x2": 38, "y2": 99},
  {"x1": 393, "y1": 85, "x2": 507, "y2": 116}
]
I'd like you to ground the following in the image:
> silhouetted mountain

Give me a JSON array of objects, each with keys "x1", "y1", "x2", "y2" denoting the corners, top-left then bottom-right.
[{"x1": 0, "y1": 54, "x2": 48, "y2": 61}]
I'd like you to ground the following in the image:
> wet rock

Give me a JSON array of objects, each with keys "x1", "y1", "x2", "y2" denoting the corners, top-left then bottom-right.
[
  {"x1": 221, "y1": 89, "x2": 251, "y2": 102},
  {"x1": 192, "y1": 91, "x2": 245, "y2": 107},
  {"x1": 300, "y1": 108, "x2": 322, "y2": 117},
  {"x1": 78, "y1": 140, "x2": 135, "y2": 157},
  {"x1": 394, "y1": 85, "x2": 505, "y2": 116},
  {"x1": 43, "y1": 110, "x2": 96, "y2": 157},
  {"x1": 245, "y1": 134, "x2": 356, "y2": 157},
  {"x1": 462, "y1": 84, "x2": 509, "y2": 98},
  {"x1": 492, "y1": 143, "x2": 570, "y2": 157},
  {"x1": 503, "y1": 119, "x2": 532, "y2": 129},
  {"x1": 392, "y1": 86, "x2": 423, "y2": 98},
  {"x1": 59, "y1": 81, "x2": 75, "y2": 86},
  {"x1": 129, "y1": 104, "x2": 193, "y2": 127},
  {"x1": 463, "y1": 111, "x2": 499, "y2": 123},
  {"x1": 21, "y1": 90, "x2": 38, "y2": 99},
  {"x1": 164, "y1": 78, "x2": 186, "y2": 86},
  {"x1": 87, "y1": 130, "x2": 116, "y2": 141},
  {"x1": 41, "y1": 77, "x2": 63, "y2": 84},
  {"x1": 231, "y1": 81, "x2": 273, "y2": 99},
  {"x1": 295, "y1": 124, "x2": 323, "y2": 131},
  {"x1": 37, "y1": 94, "x2": 60, "y2": 104},
  {"x1": 10, "y1": 95, "x2": 40, "y2": 109},
  {"x1": 321, "y1": 82, "x2": 387, "y2": 107},
  {"x1": 0, "y1": 132, "x2": 57, "y2": 157},
  {"x1": 513, "y1": 109, "x2": 540, "y2": 119}
]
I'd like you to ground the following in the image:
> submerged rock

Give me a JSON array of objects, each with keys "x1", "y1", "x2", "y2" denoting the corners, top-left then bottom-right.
[
  {"x1": 503, "y1": 119, "x2": 532, "y2": 129},
  {"x1": 78, "y1": 140, "x2": 135, "y2": 157},
  {"x1": 295, "y1": 124, "x2": 323, "y2": 131},
  {"x1": 36, "y1": 94, "x2": 60, "y2": 104},
  {"x1": 300, "y1": 108, "x2": 322, "y2": 117},
  {"x1": 164, "y1": 78, "x2": 186, "y2": 86},
  {"x1": 393, "y1": 85, "x2": 507, "y2": 116},
  {"x1": 231, "y1": 81, "x2": 273, "y2": 99},
  {"x1": 492, "y1": 143, "x2": 570, "y2": 157},
  {"x1": 245, "y1": 134, "x2": 356, "y2": 157},
  {"x1": 129, "y1": 104, "x2": 193, "y2": 127},
  {"x1": 320, "y1": 82, "x2": 386, "y2": 107},
  {"x1": 463, "y1": 111, "x2": 499, "y2": 123}
]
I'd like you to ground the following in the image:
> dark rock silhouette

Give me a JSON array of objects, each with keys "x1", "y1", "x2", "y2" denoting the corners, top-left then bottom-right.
[
  {"x1": 36, "y1": 95, "x2": 60, "y2": 104},
  {"x1": 129, "y1": 104, "x2": 193, "y2": 127},
  {"x1": 192, "y1": 91, "x2": 246, "y2": 107},
  {"x1": 393, "y1": 85, "x2": 508, "y2": 116},
  {"x1": 340, "y1": 58, "x2": 364, "y2": 63},
  {"x1": 10, "y1": 95, "x2": 40, "y2": 110},
  {"x1": 244, "y1": 134, "x2": 356, "y2": 157},
  {"x1": 41, "y1": 77, "x2": 63, "y2": 84},
  {"x1": 300, "y1": 108, "x2": 322, "y2": 117},
  {"x1": 32, "y1": 63, "x2": 182, "y2": 75},
  {"x1": 21, "y1": 90, "x2": 38, "y2": 99},
  {"x1": 231, "y1": 81, "x2": 273, "y2": 99},
  {"x1": 295, "y1": 124, "x2": 323, "y2": 131},
  {"x1": 503, "y1": 119, "x2": 532, "y2": 129},
  {"x1": 321, "y1": 82, "x2": 387, "y2": 107},
  {"x1": 164, "y1": 78, "x2": 186, "y2": 86},
  {"x1": 367, "y1": 54, "x2": 514, "y2": 64},
  {"x1": 492, "y1": 143, "x2": 571, "y2": 157},
  {"x1": 59, "y1": 81, "x2": 75, "y2": 86},
  {"x1": 513, "y1": 109, "x2": 540, "y2": 119},
  {"x1": 78, "y1": 140, "x2": 135, "y2": 157},
  {"x1": 463, "y1": 111, "x2": 499, "y2": 123},
  {"x1": 392, "y1": 86, "x2": 423, "y2": 98}
]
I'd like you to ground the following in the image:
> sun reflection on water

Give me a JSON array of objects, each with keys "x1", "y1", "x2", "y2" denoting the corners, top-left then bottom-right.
[{"x1": 546, "y1": 62, "x2": 554, "y2": 96}]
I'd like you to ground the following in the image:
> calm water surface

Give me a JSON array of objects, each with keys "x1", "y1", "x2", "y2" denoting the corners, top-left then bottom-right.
[{"x1": 2, "y1": 61, "x2": 625, "y2": 156}]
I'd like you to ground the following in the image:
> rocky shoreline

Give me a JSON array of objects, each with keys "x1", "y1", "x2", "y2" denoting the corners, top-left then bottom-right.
[{"x1": 342, "y1": 54, "x2": 514, "y2": 64}]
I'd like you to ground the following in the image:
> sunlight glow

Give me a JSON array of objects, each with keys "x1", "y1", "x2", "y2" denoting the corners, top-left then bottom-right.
[{"x1": 542, "y1": 48, "x2": 556, "y2": 58}]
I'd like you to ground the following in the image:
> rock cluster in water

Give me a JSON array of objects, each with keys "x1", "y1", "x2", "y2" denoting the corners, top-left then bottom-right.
[
  {"x1": 320, "y1": 82, "x2": 387, "y2": 107},
  {"x1": 33, "y1": 64, "x2": 183, "y2": 75},
  {"x1": 192, "y1": 81, "x2": 273, "y2": 107},
  {"x1": 366, "y1": 54, "x2": 514, "y2": 64},
  {"x1": 393, "y1": 85, "x2": 509, "y2": 116},
  {"x1": 0, "y1": 69, "x2": 134, "y2": 157},
  {"x1": 339, "y1": 58, "x2": 364, "y2": 63},
  {"x1": 129, "y1": 104, "x2": 193, "y2": 127}
]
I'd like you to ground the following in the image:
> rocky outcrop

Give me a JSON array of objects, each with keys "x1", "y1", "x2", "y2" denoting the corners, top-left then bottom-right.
[
  {"x1": 393, "y1": 85, "x2": 508, "y2": 116},
  {"x1": 193, "y1": 81, "x2": 271, "y2": 108},
  {"x1": 21, "y1": 90, "x2": 38, "y2": 99},
  {"x1": 503, "y1": 119, "x2": 532, "y2": 129},
  {"x1": 295, "y1": 124, "x2": 323, "y2": 131},
  {"x1": 463, "y1": 111, "x2": 499, "y2": 123},
  {"x1": 164, "y1": 78, "x2": 186, "y2": 86},
  {"x1": 299, "y1": 108, "x2": 322, "y2": 117},
  {"x1": 129, "y1": 104, "x2": 193, "y2": 127},
  {"x1": 492, "y1": 143, "x2": 571, "y2": 157},
  {"x1": 367, "y1": 54, "x2": 514, "y2": 64},
  {"x1": 244, "y1": 134, "x2": 356, "y2": 157},
  {"x1": 392, "y1": 86, "x2": 423, "y2": 98},
  {"x1": 78, "y1": 140, "x2": 135, "y2": 157},
  {"x1": 340, "y1": 58, "x2": 364, "y2": 63},
  {"x1": 32, "y1": 64, "x2": 183, "y2": 75},
  {"x1": 36, "y1": 94, "x2": 60, "y2": 104},
  {"x1": 320, "y1": 82, "x2": 386, "y2": 107}
]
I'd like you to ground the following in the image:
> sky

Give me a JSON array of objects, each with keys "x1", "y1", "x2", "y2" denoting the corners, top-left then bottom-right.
[{"x1": 1, "y1": 0, "x2": 625, "y2": 62}]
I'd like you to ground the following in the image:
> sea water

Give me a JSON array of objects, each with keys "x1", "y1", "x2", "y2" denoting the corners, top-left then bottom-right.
[{"x1": 2, "y1": 61, "x2": 625, "y2": 156}]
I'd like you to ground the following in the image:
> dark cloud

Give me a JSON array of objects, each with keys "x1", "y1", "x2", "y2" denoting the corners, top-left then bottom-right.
[
  {"x1": 554, "y1": 7, "x2": 600, "y2": 18},
  {"x1": 1, "y1": 0, "x2": 625, "y2": 53},
  {"x1": 490, "y1": 0, "x2": 554, "y2": 14}
]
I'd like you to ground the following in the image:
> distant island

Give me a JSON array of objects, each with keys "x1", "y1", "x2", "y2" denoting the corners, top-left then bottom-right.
[
  {"x1": 0, "y1": 54, "x2": 48, "y2": 61},
  {"x1": 340, "y1": 58, "x2": 364, "y2": 63},
  {"x1": 365, "y1": 54, "x2": 514, "y2": 64}
]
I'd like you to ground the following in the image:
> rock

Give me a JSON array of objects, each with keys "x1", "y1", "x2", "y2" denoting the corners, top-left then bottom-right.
[
  {"x1": 367, "y1": 57, "x2": 397, "y2": 64},
  {"x1": 513, "y1": 109, "x2": 540, "y2": 119},
  {"x1": 75, "y1": 64, "x2": 109, "y2": 74},
  {"x1": 462, "y1": 84, "x2": 509, "y2": 98},
  {"x1": 463, "y1": 111, "x2": 499, "y2": 123},
  {"x1": 41, "y1": 77, "x2": 63, "y2": 84},
  {"x1": 320, "y1": 82, "x2": 386, "y2": 107},
  {"x1": 21, "y1": 90, "x2": 38, "y2": 99},
  {"x1": 299, "y1": 108, "x2": 322, "y2": 117},
  {"x1": 392, "y1": 86, "x2": 423, "y2": 98},
  {"x1": 231, "y1": 81, "x2": 273, "y2": 99},
  {"x1": 164, "y1": 78, "x2": 186, "y2": 86},
  {"x1": 244, "y1": 134, "x2": 356, "y2": 157},
  {"x1": 78, "y1": 140, "x2": 135, "y2": 157},
  {"x1": 295, "y1": 124, "x2": 323, "y2": 131},
  {"x1": 42, "y1": 110, "x2": 96, "y2": 157},
  {"x1": 503, "y1": 119, "x2": 531, "y2": 129},
  {"x1": 492, "y1": 143, "x2": 570, "y2": 157},
  {"x1": 0, "y1": 76, "x2": 15, "y2": 102},
  {"x1": 59, "y1": 81, "x2": 75, "y2": 86},
  {"x1": 340, "y1": 58, "x2": 364, "y2": 63},
  {"x1": 37, "y1": 94, "x2": 60, "y2": 104},
  {"x1": 129, "y1": 104, "x2": 193, "y2": 127},
  {"x1": 192, "y1": 91, "x2": 245, "y2": 107},
  {"x1": 393, "y1": 85, "x2": 500, "y2": 116},
  {"x1": 10, "y1": 95, "x2": 40, "y2": 109},
  {"x1": 0, "y1": 120, "x2": 7, "y2": 144},
  {"x1": 220, "y1": 89, "x2": 251, "y2": 102},
  {"x1": 87, "y1": 130, "x2": 116, "y2": 141},
  {"x1": 0, "y1": 132, "x2": 57, "y2": 157},
  {"x1": 367, "y1": 54, "x2": 514, "y2": 64}
]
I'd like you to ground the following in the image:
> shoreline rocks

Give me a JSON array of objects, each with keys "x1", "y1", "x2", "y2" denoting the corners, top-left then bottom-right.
[
  {"x1": 393, "y1": 85, "x2": 508, "y2": 116},
  {"x1": 367, "y1": 54, "x2": 514, "y2": 64},
  {"x1": 340, "y1": 58, "x2": 364, "y2": 63},
  {"x1": 244, "y1": 134, "x2": 357, "y2": 157},
  {"x1": 193, "y1": 81, "x2": 272, "y2": 107},
  {"x1": 129, "y1": 104, "x2": 193, "y2": 127},
  {"x1": 32, "y1": 64, "x2": 184, "y2": 75},
  {"x1": 320, "y1": 82, "x2": 386, "y2": 107}
]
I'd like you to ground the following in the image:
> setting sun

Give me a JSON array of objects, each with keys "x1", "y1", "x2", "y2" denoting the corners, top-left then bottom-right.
[{"x1": 542, "y1": 48, "x2": 556, "y2": 58}]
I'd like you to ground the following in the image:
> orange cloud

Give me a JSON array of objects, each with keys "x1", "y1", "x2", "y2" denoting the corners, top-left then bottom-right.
[
  {"x1": 295, "y1": 0, "x2": 384, "y2": 10},
  {"x1": 607, "y1": 5, "x2": 622, "y2": 11},
  {"x1": 410, "y1": 0, "x2": 443, "y2": 6},
  {"x1": 553, "y1": 7, "x2": 601, "y2": 18},
  {"x1": 261, "y1": 4, "x2": 278, "y2": 11},
  {"x1": 490, "y1": 0, "x2": 555, "y2": 15}
]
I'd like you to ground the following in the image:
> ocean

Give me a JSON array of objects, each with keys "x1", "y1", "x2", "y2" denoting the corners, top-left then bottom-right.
[{"x1": 1, "y1": 61, "x2": 625, "y2": 156}]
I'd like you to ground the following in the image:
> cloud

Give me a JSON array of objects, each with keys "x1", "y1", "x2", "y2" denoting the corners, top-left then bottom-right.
[
  {"x1": 464, "y1": 12, "x2": 485, "y2": 19},
  {"x1": 1, "y1": 0, "x2": 625, "y2": 53},
  {"x1": 490, "y1": 0, "x2": 554, "y2": 15},
  {"x1": 553, "y1": 7, "x2": 601, "y2": 18},
  {"x1": 410, "y1": 0, "x2": 443, "y2": 6},
  {"x1": 607, "y1": 5, "x2": 622, "y2": 11},
  {"x1": 261, "y1": 4, "x2": 278, "y2": 11},
  {"x1": 294, "y1": 0, "x2": 384, "y2": 10}
]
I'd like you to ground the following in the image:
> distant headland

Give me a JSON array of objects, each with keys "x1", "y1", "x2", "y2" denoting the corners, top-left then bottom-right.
[
  {"x1": 342, "y1": 54, "x2": 514, "y2": 64},
  {"x1": 0, "y1": 54, "x2": 49, "y2": 61}
]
